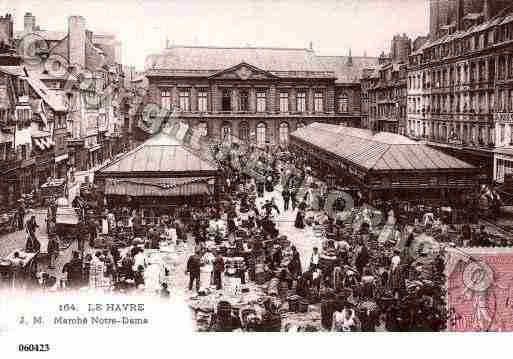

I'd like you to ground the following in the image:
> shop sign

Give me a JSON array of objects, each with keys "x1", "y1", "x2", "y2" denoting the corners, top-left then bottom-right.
[{"x1": 495, "y1": 113, "x2": 513, "y2": 123}]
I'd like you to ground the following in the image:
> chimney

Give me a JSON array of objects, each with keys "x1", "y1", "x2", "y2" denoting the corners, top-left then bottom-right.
[
  {"x1": 68, "y1": 16, "x2": 86, "y2": 68},
  {"x1": 429, "y1": 0, "x2": 440, "y2": 40},
  {"x1": 346, "y1": 48, "x2": 352, "y2": 66},
  {"x1": 24, "y1": 12, "x2": 35, "y2": 33},
  {"x1": 309, "y1": 41, "x2": 313, "y2": 51},
  {"x1": 483, "y1": 0, "x2": 491, "y2": 21},
  {"x1": 456, "y1": 0, "x2": 464, "y2": 31},
  {"x1": 85, "y1": 30, "x2": 93, "y2": 42},
  {"x1": 0, "y1": 13, "x2": 14, "y2": 44}
]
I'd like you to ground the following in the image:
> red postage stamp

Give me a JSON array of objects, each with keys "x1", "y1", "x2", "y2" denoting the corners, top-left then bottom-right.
[{"x1": 447, "y1": 247, "x2": 513, "y2": 332}]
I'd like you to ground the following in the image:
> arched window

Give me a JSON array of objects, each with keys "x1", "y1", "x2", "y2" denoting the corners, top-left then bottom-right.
[
  {"x1": 198, "y1": 122, "x2": 208, "y2": 137},
  {"x1": 239, "y1": 121, "x2": 250, "y2": 141},
  {"x1": 256, "y1": 122, "x2": 266, "y2": 148},
  {"x1": 338, "y1": 93, "x2": 349, "y2": 113},
  {"x1": 297, "y1": 121, "x2": 306, "y2": 129},
  {"x1": 221, "y1": 122, "x2": 232, "y2": 143},
  {"x1": 279, "y1": 122, "x2": 289, "y2": 145}
]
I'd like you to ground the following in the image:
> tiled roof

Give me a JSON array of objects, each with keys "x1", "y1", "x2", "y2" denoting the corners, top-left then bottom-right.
[
  {"x1": 291, "y1": 123, "x2": 475, "y2": 172},
  {"x1": 145, "y1": 45, "x2": 378, "y2": 83},
  {"x1": 146, "y1": 46, "x2": 324, "y2": 72},
  {"x1": 316, "y1": 56, "x2": 379, "y2": 83},
  {"x1": 98, "y1": 132, "x2": 218, "y2": 174}
]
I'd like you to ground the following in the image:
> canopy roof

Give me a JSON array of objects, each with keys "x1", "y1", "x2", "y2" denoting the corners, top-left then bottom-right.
[
  {"x1": 97, "y1": 132, "x2": 218, "y2": 176},
  {"x1": 291, "y1": 123, "x2": 475, "y2": 172}
]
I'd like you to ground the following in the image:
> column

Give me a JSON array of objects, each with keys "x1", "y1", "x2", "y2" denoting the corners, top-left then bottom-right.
[
  {"x1": 307, "y1": 87, "x2": 314, "y2": 114},
  {"x1": 269, "y1": 85, "x2": 277, "y2": 114},
  {"x1": 290, "y1": 87, "x2": 297, "y2": 113},
  {"x1": 231, "y1": 88, "x2": 238, "y2": 112},
  {"x1": 485, "y1": 58, "x2": 490, "y2": 82},
  {"x1": 190, "y1": 86, "x2": 197, "y2": 112},
  {"x1": 327, "y1": 86, "x2": 335, "y2": 113},
  {"x1": 249, "y1": 87, "x2": 256, "y2": 113},
  {"x1": 211, "y1": 84, "x2": 218, "y2": 113},
  {"x1": 171, "y1": 86, "x2": 178, "y2": 109}
]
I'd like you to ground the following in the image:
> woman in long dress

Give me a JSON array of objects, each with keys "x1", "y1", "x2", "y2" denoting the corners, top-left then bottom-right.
[{"x1": 294, "y1": 209, "x2": 305, "y2": 229}]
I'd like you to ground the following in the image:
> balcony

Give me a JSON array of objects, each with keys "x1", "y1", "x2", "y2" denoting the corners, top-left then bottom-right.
[{"x1": 0, "y1": 152, "x2": 21, "y2": 174}]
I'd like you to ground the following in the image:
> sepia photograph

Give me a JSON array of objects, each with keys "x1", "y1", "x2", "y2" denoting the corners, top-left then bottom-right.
[{"x1": 1, "y1": 0, "x2": 513, "y2": 355}]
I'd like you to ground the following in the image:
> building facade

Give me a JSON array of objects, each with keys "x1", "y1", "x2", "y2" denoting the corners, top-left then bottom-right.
[
  {"x1": 408, "y1": 0, "x2": 513, "y2": 181},
  {"x1": 142, "y1": 45, "x2": 378, "y2": 147},
  {"x1": 14, "y1": 13, "x2": 126, "y2": 172}
]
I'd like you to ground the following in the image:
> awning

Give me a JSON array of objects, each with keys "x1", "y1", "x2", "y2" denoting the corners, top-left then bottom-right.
[
  {"x1": 0, "y1": 130, "x2": 13, "y2": 144},
  {"x1": 34, "y1": 138, "x2": 46, "y2": 150},
  {"x1": 89, "y1": 144, "x2": 102, "y2": 152},
  {"x1": 55, "y1": 153, "x2": 68, "y2": 162},
  {"x1": 105, "y1": 177, "x2": 215, "y2": 197}
]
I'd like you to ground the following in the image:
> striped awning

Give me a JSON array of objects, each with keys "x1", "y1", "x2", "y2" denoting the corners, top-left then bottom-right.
[{"x1": 105, "y1": 177, "x2": 215, "y2": 197}]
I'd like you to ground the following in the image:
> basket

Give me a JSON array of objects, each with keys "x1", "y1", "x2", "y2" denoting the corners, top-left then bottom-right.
[{"x1": 287, "y1": 295, "x2": 300, "y2": 312}]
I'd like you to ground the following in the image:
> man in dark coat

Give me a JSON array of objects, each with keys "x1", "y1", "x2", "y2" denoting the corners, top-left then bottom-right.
[
  {"x1": 213, "y1": 253, "x2": 225, "y2": 290},
  {"x1": 282, "y1": 187, "x2": 290, "y2": 212},
  {"x1": 355, "y1": 241, "x2": 370, "y2": 276},
  {"x1": 62, "y1": 251, "x2": 83, "y2": 289},
  {"x1": 186, "y1": 250, "x2": 202, "y2": 292}
]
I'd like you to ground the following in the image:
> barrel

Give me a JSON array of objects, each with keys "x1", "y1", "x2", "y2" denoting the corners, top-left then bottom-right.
[
  {"x1": 298, "y1": 299, "x2": 309, "y2": 313},
  {"x1": 255, "y1": 271, "x2": 268, "y2": 285},
  {"x1": 288, "y1": 295, "x2": 300, "y2": 312},
  {"x1": 217, "y1": 301, "x2": 232, "y2": 319},
  {"x1": 255, "y1": 263, "x2": 265, "y2": 274}
]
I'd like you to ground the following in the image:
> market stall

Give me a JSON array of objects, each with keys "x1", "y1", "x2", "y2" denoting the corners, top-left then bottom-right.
[
  {"x1": 290, "y1": 123, "x2": 481, "y2": 205},
  {"x1": 94, "y1": 132, "x2": 220, "y2": 211}
]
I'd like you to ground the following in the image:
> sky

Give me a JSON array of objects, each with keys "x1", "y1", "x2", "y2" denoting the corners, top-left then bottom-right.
[{"x1": 2, "y1": 0, "x2": 429, "y2": 70}]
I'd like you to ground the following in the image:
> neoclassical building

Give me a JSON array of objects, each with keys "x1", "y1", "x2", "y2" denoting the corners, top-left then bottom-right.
[{"x1": 143, "y1": 45, "x2": 377, "y2": 147}]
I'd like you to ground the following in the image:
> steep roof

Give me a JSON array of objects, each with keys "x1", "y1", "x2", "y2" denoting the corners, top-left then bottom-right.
[
  {"x1": 97, "y1": 132, "x2": 218, "y2": 175},
  {"x1": 291, "y1": 123, "x2": 475, "y2": 172},
  {"x1": 25, "y1": 73, "x2": 67, "y2": 112},
  {"x1": 145, "y1": 45, "x2": 378, "y2": 83},
  {"x1": 146, "y1": 45, "x2": 324, "y2": 72},
  {"x1": 316, "y1": 56, "x2": 379, "y2": 84}
]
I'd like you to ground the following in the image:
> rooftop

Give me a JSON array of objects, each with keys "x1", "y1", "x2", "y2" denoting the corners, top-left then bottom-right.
[
  {"x1": 291, "y1": 123, "x2": 475, "y2": 172},
  {"x1": 145, "y1": 45, "x2": 378, "y2": 83},
  {"x1": 97, "y1": 132, "x2": 218, "y2": 174}
]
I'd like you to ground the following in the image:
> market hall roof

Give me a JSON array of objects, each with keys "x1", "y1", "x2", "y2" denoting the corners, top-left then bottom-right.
[
  {"x1": 96, "y1": 132, "x2": 218, "y2": 176},
  {"x1": 145, "y1": 45, "x2": 378, "y2": 82},
  {"x1": 290, "y1": 123, "x2": 476, "y2": 172}
]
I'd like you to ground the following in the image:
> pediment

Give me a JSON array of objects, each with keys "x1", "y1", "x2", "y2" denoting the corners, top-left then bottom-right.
[{"x1": 209, "y1": 62, "x2": 277, "y2": 80}]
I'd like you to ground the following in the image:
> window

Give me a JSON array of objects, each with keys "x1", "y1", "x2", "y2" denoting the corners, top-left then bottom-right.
[
  {"x1": 339, "y1": 93, "x2": 349, "y2": 113},
  {"x1": 16, "y1": 108, "x2": 31, "y2": 129},
  {"x1": 222, "y1": 89, "x2": 231, "y2": 111},
  {"x1": 256, "y1": 122, "x2": 266, "y2": 147},
  {"x1": 161, "y1": 90, "x2": 171, "y2": 110},
  {"x1": 238, "y1": 90, "x2": 249, "y2": 112},
  {"x1": 256, "y1": 91, "x2": 266, "y2": 112},
  {"x1": 198, "y1": 122, "x2": 208, "y2": 137},
  {"x1": 197, "y1": 90, "x2": 208, "y2": 112},
  {"x1": 501, "y1": 124, "x2": 506, "y2": 143},
  {"x1": 314, "y1": 91, "x2": 324, "y2": 112},
  {"x1": 239, "y1": 122, "x2": 250, "y2": 141},
  {"x1": 178, "y1": 89, "x2": 190, "y2": 111},
  {"x1": 279, "y1": 122, "x2": 289, "y2": 144},
  {"x1": 297, "y1": 92, "x2": 306, "y2": 112},
  {"x1": 279, "y1": 92, "x2": 289, "y2": 113},
  {"x1": 221, "y1": 123, "x2": 232, "y2": 143}
]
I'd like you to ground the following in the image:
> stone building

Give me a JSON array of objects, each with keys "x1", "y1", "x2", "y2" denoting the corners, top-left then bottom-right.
[
  {"x1": 363, "y1": 35, "x2": 411, "y2": 134},
  {"x1": 14, "y1": 13, "x2": 126, "y2": 172},
  {"x1": 142, "y1": 45, "x2": 377, "y2": 146},
  {"x1": 408, "y1": 0, "x2": 513, "y2": 181}
]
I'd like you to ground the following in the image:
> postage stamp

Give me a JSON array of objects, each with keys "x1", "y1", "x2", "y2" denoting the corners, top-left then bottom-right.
[{"x1": 447, "y1": 247, "x2": 513, "y2": 332}]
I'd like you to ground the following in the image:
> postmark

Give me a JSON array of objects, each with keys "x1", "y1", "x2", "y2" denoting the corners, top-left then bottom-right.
[{"x1": 446, "y1": 247, "x2": 513, "y2": 332}]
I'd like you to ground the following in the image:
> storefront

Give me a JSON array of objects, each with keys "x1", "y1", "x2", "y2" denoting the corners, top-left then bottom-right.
[{"x1": 54, "y1": 153, "x2": 69, "y2": 179}]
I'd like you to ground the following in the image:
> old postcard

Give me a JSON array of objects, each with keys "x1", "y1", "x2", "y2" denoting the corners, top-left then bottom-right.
[{"x1": 1, "y1": 0, "x2": 513, "y2": 357}]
